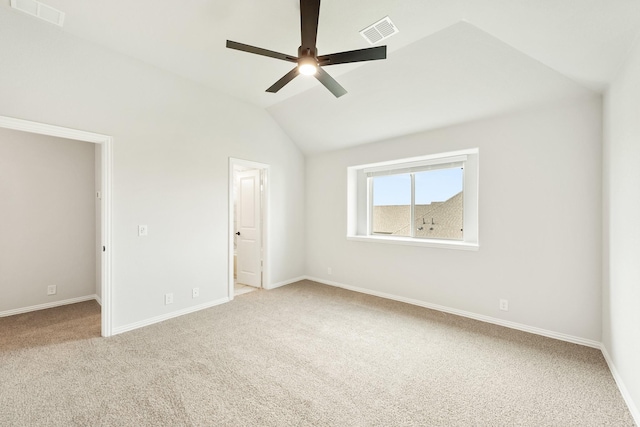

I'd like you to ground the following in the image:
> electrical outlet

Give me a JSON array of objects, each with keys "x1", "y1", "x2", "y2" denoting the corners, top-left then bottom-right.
[
  {"x1": 165, "y1": 293, "x2": 174, "y2": 305},
  {"x1": 47, "y1": 285, "x2": 57, "y2": 295},
  {"x1": 138, "y1": 225, "x2": 148, "y2": 236},
  {"x1": 192, "y1": 288, "x2": 200, "y2": 298},
  {"x1": 499, "y1": 299, "x2": 509, "y2": 311},
  {"x1": 327, "y1": 267, "x2": 332, "y2": 275}
]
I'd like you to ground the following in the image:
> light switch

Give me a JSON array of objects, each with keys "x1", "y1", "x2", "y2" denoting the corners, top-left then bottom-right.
[{"x1": 138, "y1": 225, "x2": 148, "y2": 236}]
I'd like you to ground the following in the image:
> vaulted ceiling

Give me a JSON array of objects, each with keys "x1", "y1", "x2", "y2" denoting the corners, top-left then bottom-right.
[{"x1": 5, "y1": 0, "x2": 640, "y2": 153}]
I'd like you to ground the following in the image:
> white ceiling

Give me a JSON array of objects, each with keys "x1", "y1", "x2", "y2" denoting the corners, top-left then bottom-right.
[
  {"x1": 5, "y1": 0, "x2": 640, "y2": 153},
  {"x1": 269, "y1": 21, "x2": 599, "y2": 153}
]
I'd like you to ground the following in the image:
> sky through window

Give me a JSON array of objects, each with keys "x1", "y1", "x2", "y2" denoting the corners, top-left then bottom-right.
[{"x1": 373, "y1": 168, "x2": 463, "y2": 206}]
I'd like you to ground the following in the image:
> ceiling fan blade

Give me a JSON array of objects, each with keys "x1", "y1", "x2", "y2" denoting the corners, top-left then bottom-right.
[
  {"x1": 300, "y1": 0, "x2": 320, "y2": 52},
  {"x1": 226, "y1": 40, "x2": 297, "y2": 63},
  {"x1": 315, "y1": 67, "x2": 347, "y2": 98},
  {"x1": 318, "y1": 45, "x2": 387, "y2": 66},
  {"x1": 266, "y1": 67, "x2": 300, "y2": 93}
]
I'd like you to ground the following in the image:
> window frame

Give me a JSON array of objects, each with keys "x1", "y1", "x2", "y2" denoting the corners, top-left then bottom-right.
[{"x1": 347, "y1": 148, "x2": 479, "y2": 251}]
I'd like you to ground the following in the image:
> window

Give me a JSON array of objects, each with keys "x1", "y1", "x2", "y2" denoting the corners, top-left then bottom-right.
[
  {"x1": 347, "y1": 149, "x2": 478, "y2": 250},
  {"x1": 370, "y1": 164, "x2": 464, "y2": 240}
]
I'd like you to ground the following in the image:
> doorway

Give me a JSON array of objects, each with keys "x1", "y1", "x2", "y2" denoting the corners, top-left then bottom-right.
[
  {"x1": 0, "y1": 116, "x2": 113, "y2": 337},
  {"x1": 228, "y1": 158, "x2": 269, "y2": 299}
]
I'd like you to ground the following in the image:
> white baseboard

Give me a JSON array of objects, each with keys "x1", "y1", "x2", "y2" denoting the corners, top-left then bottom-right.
[
  {"x1": 265, "y1": 276, "x2": 306, "y2": 290},
  {"x1": 305, "y1": 276, "x2": 601, "y2": 349},
  {"x1": 0, "y1": 294, "x2": 99, "y2": 318},
  {"x1": 111, "y1": 297, "x2": 229, "y2": 336},
  {"x1": 94, "y1": 294, "x2": 102, "y2": 306},
  {"x1": 601, "y1": 345, "x2": 640, "y2": 425}
]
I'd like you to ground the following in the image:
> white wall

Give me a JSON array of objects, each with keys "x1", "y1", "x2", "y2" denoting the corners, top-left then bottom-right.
[
  {"x1": 0, "y1": 128, "x2": 96, "y2": 313},
  {"x1": 306, "y1": 96, "x2": 603, "y2": 342},
  {"x1": 602, "y1": 37, "x2": 640, "y2": 420},
  {"x1": 0, "y1": 9, "x2": 305, "y2": 329}
]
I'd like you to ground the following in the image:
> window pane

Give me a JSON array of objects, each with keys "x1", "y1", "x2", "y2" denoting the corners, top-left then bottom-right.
[
  {"x1": 414, "y1": 167, "x2": 463, "y2": 240},
  {"x1": 371, "y1": 174, "x2": 411, "y2": 237}
]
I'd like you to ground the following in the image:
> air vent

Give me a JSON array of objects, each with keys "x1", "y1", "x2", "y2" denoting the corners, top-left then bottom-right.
[
  {"x1": 360, "y1": 16, "x2": 399, "y2": 45},
  {"x1": 10, "y1": 0, "x2": 65, "y2": 27}
]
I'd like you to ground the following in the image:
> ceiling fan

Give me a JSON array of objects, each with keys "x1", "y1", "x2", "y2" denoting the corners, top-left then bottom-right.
[{"x1": 226, "y1": 0, "x2": 387, "y2": 98}]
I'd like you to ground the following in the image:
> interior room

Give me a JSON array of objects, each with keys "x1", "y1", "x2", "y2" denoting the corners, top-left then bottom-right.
[{"x1": 1, "y1": 0, "x2": 639, "y2": 425}]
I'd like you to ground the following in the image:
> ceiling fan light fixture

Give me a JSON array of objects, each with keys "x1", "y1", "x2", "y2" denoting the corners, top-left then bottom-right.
[{"x1": 298, "y1": 56, "x2": 317, "y2": 76}]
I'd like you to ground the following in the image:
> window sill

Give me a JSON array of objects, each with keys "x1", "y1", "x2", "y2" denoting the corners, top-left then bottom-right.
[{"x1": 346, "y1": 235, "x2": 479, "y2": 251}]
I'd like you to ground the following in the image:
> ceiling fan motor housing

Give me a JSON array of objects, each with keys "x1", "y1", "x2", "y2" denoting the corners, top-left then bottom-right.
[{"x1": 298, "y1": 46, "x2": 317, "y2": 58}]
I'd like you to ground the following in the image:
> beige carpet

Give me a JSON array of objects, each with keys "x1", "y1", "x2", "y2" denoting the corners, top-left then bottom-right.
[{"x1": 0, "y1": 280, "x2": 635, "y2": 426}]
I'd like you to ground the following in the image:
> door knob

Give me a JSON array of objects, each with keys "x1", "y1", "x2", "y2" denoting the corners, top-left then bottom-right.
[{"x1": 235, "y1": 232, "x2": 241, "y2": 236}]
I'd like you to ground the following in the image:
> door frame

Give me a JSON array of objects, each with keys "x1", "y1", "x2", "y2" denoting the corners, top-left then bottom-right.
[
  {"x1": 228, "y1": 158, "x2": 269, "y2": 300},
  {"x1": 0, "y1": 115, "x2": 114, "y2": 337}
]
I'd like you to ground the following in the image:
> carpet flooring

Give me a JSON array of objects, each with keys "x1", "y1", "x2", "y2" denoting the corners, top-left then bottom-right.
[{"x1": 0, "y1": 280, "x2": 635, "y2": 426}]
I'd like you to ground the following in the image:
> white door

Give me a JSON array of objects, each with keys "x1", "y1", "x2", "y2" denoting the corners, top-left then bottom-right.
[{"x1": 236, "y1": 169, "x2": 262, "y2": 288}]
